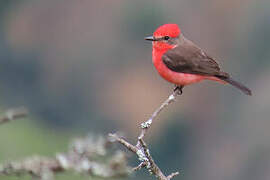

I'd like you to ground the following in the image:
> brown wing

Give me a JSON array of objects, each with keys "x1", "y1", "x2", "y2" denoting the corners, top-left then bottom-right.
[{"x1": 162, "y1": 38, "x2": 228, "y2": 78}]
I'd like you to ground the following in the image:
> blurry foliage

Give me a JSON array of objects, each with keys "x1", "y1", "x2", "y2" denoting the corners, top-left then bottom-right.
[
  {"x1": 0, "y1": 118, "x2": 70, "y2": 180},
  {"x1": 0, "y1": 119, "x2": 70, "y2": 161},
  {"x1": 0, "y1": 118, "x2": 131, "y2": 180}
]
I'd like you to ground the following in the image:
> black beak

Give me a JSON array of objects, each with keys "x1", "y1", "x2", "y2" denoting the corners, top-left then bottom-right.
[{"x1": 144, "y1": 36, "x2": 156, "y2": 41}]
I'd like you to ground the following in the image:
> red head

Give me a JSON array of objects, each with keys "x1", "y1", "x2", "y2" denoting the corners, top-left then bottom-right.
[
  {"x1": 153, "y1": 24, "x2": 181, "y2": 38},
  {"x1": 145, "y1": 24, "x2": 181, "y2": 51}
]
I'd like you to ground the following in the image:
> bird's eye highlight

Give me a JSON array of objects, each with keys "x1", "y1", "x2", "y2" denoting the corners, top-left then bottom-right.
[{"x1": 164, "y1": 36, "x2": 170, "y2": 40}]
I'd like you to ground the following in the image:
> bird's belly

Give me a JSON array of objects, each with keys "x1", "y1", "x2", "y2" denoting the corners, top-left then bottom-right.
[
  {"x1": 154, "y1": 61, "x2": 206, "y2": 85},
  {"x1": 159, "y1": 68, "x2": 205, "y2": 85}
]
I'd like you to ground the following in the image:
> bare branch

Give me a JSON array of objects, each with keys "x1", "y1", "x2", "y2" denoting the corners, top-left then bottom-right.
[
  {"x1": 109, "y1": 88, "x2": 181, "y2": 180},
  {"x1": 108, "y1": 133, "x2": 137, "y2": 153},
  {"x1": 0, "y1": 107, "x2": 28, "y2": 125}
]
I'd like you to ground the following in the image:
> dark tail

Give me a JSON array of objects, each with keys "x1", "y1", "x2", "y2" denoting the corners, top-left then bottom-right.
[{"x1": 217, "y1": 76, "x2": 252, "y2": 96}]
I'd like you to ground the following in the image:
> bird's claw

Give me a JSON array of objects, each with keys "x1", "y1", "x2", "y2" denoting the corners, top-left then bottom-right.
[{"x1": 173, "y1": 85, "x2": 183, "y2": 95}]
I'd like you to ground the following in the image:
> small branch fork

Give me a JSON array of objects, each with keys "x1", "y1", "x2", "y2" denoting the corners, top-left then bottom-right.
[{"x1": 109, "y1": 88, "x2": 182, "y2": 180}]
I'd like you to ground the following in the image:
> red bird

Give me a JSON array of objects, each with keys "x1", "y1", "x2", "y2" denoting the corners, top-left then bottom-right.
[{"x1": 145, "y1": 24, "x2": 252, "y2": 95}]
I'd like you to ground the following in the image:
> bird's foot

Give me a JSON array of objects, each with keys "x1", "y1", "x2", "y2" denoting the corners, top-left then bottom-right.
[{"x1": 173, "y1": 85, "x2": 183, "y2": 95}]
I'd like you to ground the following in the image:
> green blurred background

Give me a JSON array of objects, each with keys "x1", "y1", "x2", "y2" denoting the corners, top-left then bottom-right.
[{"x1": 0, "y1": 0, "x2": 270, "y2": 179}]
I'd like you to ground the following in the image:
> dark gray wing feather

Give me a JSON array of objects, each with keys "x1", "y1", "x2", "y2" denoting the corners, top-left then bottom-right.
[{"x1": 162, "y1": 39, "x2": 228, "y2": 77}]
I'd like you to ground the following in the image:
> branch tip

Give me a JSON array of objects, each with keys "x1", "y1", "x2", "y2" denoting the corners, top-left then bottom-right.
[{"x1": 167, "y1": 171, "x2": 180, "y2": 179}]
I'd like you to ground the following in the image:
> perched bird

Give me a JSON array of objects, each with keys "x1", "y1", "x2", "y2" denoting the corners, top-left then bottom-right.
[{"x1": 145, "y1": 24, "x2": 252, "y2": 95}]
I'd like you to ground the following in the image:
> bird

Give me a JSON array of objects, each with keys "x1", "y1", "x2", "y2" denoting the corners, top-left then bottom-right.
[{"x1": 145, "y1": 24, "x2": 252, "y2": 95}]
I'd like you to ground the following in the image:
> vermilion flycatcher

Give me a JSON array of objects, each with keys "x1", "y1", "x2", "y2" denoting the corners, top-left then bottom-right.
[{"x1": 145, "y1": 24, "x2": 252, "y2": 95}]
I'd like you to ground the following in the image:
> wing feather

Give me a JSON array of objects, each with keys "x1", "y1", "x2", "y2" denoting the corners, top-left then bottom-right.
[{"x1": 162, "y1": 38, "x2": 228, "y2": 78}]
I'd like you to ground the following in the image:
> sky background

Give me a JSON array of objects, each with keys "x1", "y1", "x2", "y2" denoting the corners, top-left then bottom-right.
[{"x1": 0, "y1": 0, "x2": 270, "y2": 180}]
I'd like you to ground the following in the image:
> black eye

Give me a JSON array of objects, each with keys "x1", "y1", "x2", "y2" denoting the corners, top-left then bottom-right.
[{"x1": 164, "y1": 36, "x2": 170, "y2": 40}]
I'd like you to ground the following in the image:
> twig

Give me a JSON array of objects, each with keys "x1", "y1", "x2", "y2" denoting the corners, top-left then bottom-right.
[
  {"x1": 109, "y1": 88, "x2": 181, "y2": 180},
  {"x1": 0, "y1": 107, "x2": 28, "y2": 125},
  {"x1": 167, "y1": 172, "x2": 180, "y2": 180},
  {"x1": 132, "y1": 162, "x2": 146, "y2": 171},
  {"x1": 109, "y1": 133, "x2": 137, "y2": 153}
]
